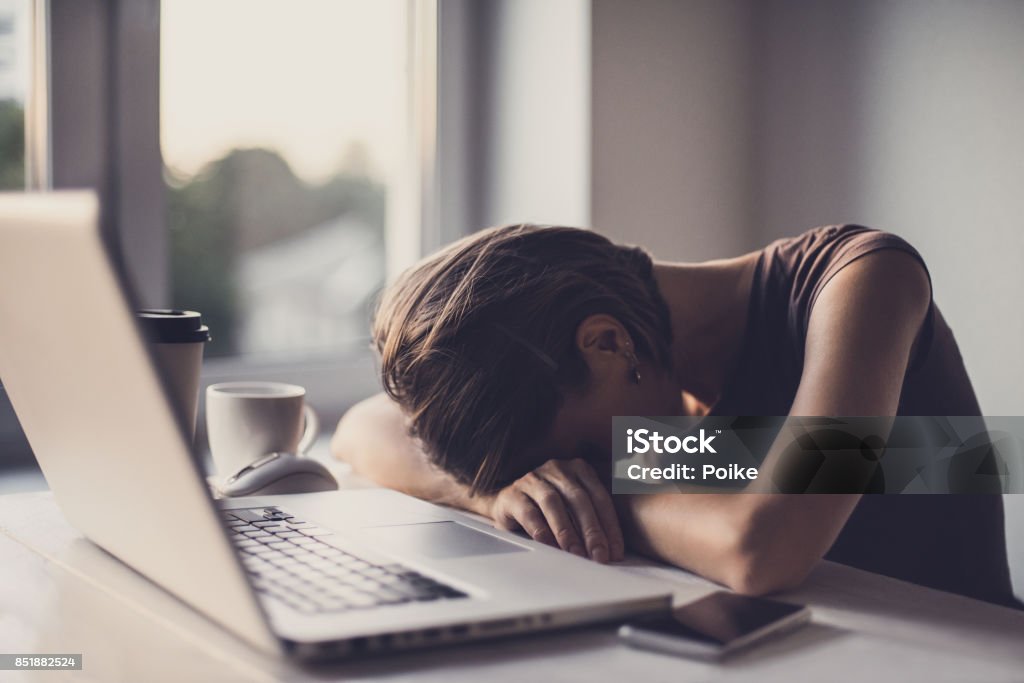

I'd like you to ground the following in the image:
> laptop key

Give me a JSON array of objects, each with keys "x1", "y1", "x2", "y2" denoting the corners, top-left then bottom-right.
[
  {"x1": 229, "y1": 509, "x2": 269, "y2": 522},
  {"x1": 289, "y1": 565, "x2": 322, "y2": 578},
  {"x1": 243, "y1": 556, "x2": 271, "y2": 568},
  {"x1": 256, "y1": 536, "x2": 284, "y2": 548},
  {"x1": 247, "y1": 545, "x2": 274, "y2": 555},
  {"x1": 263, "y1": 528, "x2": 291, "y2": 536},
  {"x1": 243, "y1": 531, "x2": 271, "y2": 539}
]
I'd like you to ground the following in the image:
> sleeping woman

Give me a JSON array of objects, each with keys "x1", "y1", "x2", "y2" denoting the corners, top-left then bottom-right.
[{"x1": 331, "y1": 223, "x2": 1018, "y2": 608}]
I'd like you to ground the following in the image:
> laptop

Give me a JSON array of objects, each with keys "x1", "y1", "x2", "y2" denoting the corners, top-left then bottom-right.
[{"x1": 0, "y1": 192, "x2": 671, "y2": 660}]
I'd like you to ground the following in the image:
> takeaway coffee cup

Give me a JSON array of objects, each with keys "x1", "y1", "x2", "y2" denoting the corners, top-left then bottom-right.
[
  {"x1": 137, "y1": 309, "x2": 210, "y2": 441},
  {"x1": 205, "y1": 382, "x2": 319, "y2": 478}
]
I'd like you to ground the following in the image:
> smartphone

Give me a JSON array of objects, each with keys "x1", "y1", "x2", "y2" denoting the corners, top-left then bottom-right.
[{"x1": 618, "y1": 591, "x2": 810, "y2": 660}]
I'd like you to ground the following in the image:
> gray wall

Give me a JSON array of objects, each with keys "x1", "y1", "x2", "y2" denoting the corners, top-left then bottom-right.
[
  {"x1": 456, "y1": 0, "x2": 591, "y2": 232},
  {"x1": 591, "y1": 0, "x2": 1024, "y2": 598},
  {"x1": 592, "y1": 0, "x2": 754, "y2": 261}
]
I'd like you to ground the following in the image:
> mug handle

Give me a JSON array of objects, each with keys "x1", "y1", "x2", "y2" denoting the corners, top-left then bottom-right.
[{"x1": 297, "y1": 405, "x2": 319, "y2": 455}]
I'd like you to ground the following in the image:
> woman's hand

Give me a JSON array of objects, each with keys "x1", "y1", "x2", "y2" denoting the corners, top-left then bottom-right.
[{"x1": 484, "y1": 458, "x2": 625, "y2": 563}]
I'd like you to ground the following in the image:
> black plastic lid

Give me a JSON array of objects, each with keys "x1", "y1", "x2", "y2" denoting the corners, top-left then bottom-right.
[{"x1": 137, "y1": 309, "x2": 211, "y2": 344}]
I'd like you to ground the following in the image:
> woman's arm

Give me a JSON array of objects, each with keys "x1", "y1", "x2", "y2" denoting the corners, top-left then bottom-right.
[
  {"x1": 332, "y1": 393, "x2": 624, "y2": 562},
  {"x1": 617, "y1": 249, "x2": 932, "y2": 594},
  {"x1": 330, "y1": 393, "x2": 491, "y2": 515}
]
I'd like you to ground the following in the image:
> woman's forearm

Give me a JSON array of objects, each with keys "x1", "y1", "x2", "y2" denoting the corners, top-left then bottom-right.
[
  {"x1": 617, "y1": 489, "x2": 859, "y2": 595},
  {"x1": 617, "y1": 493, "x2": 752, "y2": 587},
  {"x1": 330, "y1": 393, "x2": 492, "y2": 516},
  {"x1": 617, "y1": 492, "x2": 819, "y2": 595}
]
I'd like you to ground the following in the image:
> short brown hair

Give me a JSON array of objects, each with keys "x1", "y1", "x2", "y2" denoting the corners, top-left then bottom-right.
[{"x1": 373, "y1": 224, "x2": 673, "y2": 494}]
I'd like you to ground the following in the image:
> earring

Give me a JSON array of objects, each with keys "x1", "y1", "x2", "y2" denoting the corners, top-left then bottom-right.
[{"x1": 624, "y1": 348, "x2": 642, "y2": 385}]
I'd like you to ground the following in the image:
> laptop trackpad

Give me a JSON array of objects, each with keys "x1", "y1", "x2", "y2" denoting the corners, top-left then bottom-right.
[{"x1": 361, "y1": 521, "x2": 528, "y2": 559}]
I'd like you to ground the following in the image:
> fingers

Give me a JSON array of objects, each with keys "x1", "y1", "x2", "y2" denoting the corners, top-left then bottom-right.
[
  {"x1": 520, "y1": 474, "x2": 587, "y2": 557},
  {"x1": 569, "y1": 460, "x2": 626, "y2": 561},
  {"x1": 538, "y1": 460, "x2": 611, "y2": 563},
  {"x1": 490, "y1": 458, "x2": 623, "y2": 564},
  {"x1": 493, "y1": 490, "x2": 557, "y2": 547}
]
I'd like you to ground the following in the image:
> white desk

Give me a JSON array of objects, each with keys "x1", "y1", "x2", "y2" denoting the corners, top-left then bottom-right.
[{"x1": 2, "y1": 483, "x2": 1023, "y2": 683}]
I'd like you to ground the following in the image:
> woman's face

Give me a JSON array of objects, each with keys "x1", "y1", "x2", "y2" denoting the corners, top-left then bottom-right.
[{"x1": 516, "y1": 360, "x2": 683, "y2": 479}]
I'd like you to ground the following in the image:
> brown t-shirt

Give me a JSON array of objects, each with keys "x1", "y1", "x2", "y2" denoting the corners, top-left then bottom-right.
[{"x1": 709, "y1": 224, "x2": 1017, "y2": 607}]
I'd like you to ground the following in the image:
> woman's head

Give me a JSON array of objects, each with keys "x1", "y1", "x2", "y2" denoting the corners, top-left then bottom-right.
[{"x1": 373, "y1": 224, "x2": 677, "y2": 494}]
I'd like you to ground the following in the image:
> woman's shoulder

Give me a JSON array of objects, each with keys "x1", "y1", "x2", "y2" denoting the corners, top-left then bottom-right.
[
  {"x1": 763, "y1": 224, "x2": 926, "y2": 267},
  {"x1": 753, "y1": 223, "x2": 934, "y2": 350},
  {"x1": 756, "y1": 225, "x2": 930, "y2": 306}
]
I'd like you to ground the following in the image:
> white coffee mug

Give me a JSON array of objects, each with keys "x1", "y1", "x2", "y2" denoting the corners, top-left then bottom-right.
[{"x1": 205, "y1": 381, "x2": 319, "y2": 478}]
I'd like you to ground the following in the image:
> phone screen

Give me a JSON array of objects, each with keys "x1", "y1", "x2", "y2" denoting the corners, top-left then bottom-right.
[{"x1": 635, "y1": 592, "x2": 805, "y2": 647}]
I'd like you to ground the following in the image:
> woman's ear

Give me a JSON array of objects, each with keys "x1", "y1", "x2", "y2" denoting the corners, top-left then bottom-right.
[{"x1": 575, "y1": 314, "x2": 635, "y2": 382}]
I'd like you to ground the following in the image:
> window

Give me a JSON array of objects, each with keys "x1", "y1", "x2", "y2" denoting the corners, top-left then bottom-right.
[
  {"x1": 0, "y1": 0, "x2": 30, "y2": 465},
  {"x1": 2, "y1": 0, "x2": 438, "y2": 464},
  {"x1": 0, "y1": 0, "x2": 27, "y2": 191},
  {"x1": 160, "y1": 0, "x2": 411, "y2": 361}
]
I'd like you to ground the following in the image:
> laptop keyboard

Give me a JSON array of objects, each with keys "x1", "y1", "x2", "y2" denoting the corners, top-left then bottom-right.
[{"x1": 222, "y1": 506, "x2": 468, "y2": 614}]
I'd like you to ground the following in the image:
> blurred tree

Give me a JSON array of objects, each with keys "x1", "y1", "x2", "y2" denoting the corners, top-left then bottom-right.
[
  {"x1": 313, "y1": 172, "x2": 386, "y2": 233},
  {"x1": 0, "y1": 99, "x2": 25, "y2": 190},
  {"x1": 167, "y1": 163, "x2": 240, "y2": 356},
  {"x1": 167, "y1": 146, "x2": 386, "y2": 357},
  {"x1": 218, "y1": 148, "x2": 314, "y2": 251}
]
